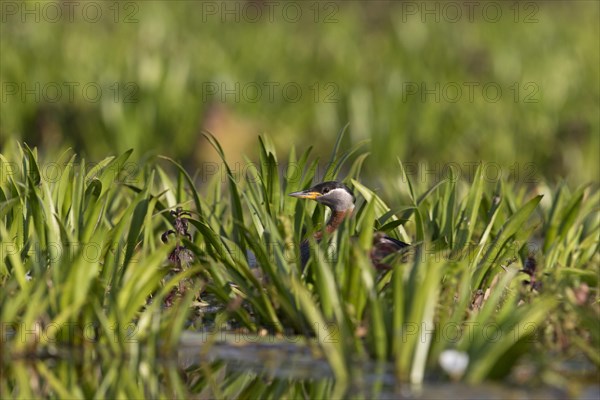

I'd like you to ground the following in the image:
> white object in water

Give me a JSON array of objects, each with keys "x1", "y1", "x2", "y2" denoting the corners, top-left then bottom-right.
[{"x1": 439, "y1": 349, "x2": 469, "y2": 380}]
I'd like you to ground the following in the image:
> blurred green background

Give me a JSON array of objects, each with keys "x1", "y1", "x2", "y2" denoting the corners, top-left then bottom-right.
[{"x1": 1, "y1": 0, "x2": 598, "y2": 184}]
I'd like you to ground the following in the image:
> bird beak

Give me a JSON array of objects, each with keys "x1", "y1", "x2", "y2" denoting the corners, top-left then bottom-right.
[{"x1": 288, "y1": 190, "x2": 321, "y2": 200}]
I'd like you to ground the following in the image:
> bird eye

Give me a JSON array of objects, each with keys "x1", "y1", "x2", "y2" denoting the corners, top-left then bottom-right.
[{"x1": 323, "y1": 188, "x2": 330, "y2": 194}]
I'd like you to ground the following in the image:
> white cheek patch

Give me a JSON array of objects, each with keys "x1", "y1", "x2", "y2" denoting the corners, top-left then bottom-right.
[{"x1": 326, "y1": 188, "x2": 355, "y2": 211}]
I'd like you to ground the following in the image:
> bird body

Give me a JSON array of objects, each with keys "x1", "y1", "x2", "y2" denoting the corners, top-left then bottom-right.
[{"x1": 289, "y1": 181, "x2": 409, "y2": 269}]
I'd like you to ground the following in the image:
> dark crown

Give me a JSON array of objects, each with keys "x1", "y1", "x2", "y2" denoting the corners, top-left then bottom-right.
[{"x1": 311, "y1": 181, "x2": 355, "y2": 200}]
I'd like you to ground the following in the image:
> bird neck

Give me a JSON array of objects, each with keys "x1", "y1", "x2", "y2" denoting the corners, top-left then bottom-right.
[
  {"x1": 327, "y1": 207, "x2": 354, "y2": 232},
  {"x1": 314, "y1": 206, "x2": 354, "y2": 240}
]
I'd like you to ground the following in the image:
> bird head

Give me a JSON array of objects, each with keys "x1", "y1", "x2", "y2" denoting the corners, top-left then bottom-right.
[{"x1": 288, "y1": 181, "x2": 355, "y2": 212}]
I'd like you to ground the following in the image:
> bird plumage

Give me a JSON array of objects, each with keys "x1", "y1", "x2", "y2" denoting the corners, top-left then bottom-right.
[{"x1": 289, "y1": 180, "x2": 409, "y2": 269}]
